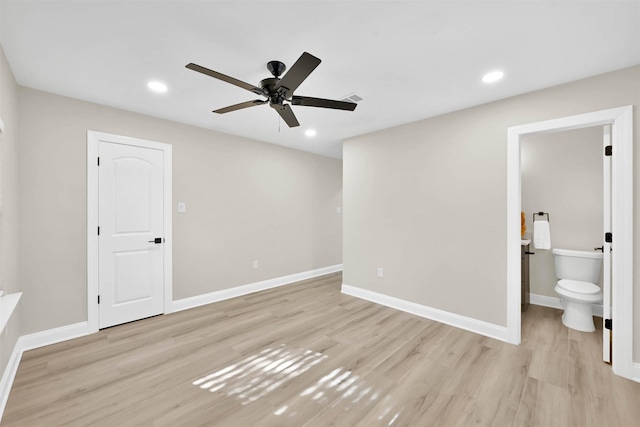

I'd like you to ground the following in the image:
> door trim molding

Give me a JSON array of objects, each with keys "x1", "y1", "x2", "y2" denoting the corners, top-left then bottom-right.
[
  {"x1": 506, "y1": 105, "x2": 634, "y2": 380},
  {"x1": 87, "y1": 131, "x2": 173, "y2": 333}
]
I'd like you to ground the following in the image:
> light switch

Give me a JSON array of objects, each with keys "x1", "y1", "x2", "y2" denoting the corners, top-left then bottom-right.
[
  {"x1": 178, "y1": 202, "x2": 186, "y2": 213},
  {"x1": 336, "y1": 207, "x2": 342, "y2": 214}
]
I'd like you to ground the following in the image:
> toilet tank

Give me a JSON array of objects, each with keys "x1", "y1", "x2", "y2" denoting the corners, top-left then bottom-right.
[{"x1": 552, "y1": 248, "x2": 603, "y2": 283}]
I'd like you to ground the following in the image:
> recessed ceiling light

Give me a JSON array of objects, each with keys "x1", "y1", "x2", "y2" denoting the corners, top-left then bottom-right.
[
  {"x1": 482, "y1": 70, "x2": 504, "y2": 83},
  {"x1": 305, "y1": 129, "x2": 317, "y2": 137},
  {"x1": 147, "y1": 81, "x2": 168, "y2": 93}
]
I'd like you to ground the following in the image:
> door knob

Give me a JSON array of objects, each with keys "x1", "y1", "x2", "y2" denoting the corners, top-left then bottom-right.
[
  {"x1": 148, "y1": 237, "x2": 163, "y2": 244},
  {"x1": 594, "y1": 246, "x2": 604, "y2": 252}
]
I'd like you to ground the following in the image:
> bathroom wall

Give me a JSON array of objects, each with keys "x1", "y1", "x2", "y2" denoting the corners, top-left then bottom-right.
[{"x1": 521, "y1": 127, "x2": 603, "y2": 298}]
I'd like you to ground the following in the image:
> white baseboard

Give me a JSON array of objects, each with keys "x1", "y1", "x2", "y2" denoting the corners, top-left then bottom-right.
[
  {"x1": 529, "y1": 293, "x2": 563, "y2": 310},
  {"x1": 18, "y1": 322, "x2": 89, "y2": 352},
  {"x1": 634, "y1": 363, "x2": 640, "y2": 383},
  {"x1": 173, "y1": 264, "x2": 343, "y2": 313},
  {"x1": 529, "y1": 293, "x2": 604, "y2": 317},
  {"x1": 0, "y1": 322, "x2": 89, "y2": 421},
  {"x1": 341, "y1": 284, "x2": 509, "y2": 343},
  {"x1": 0, "y1": 338, "x2": 22, "y2": 422}
]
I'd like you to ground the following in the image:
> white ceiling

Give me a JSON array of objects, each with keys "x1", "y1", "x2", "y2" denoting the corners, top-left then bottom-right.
[{"x1": 1, "y1": 1, "x2": 639, "y2": 159}]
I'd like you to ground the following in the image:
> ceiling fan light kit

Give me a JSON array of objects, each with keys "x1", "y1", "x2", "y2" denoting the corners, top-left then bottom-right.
[{"x1": 186, "y1": 52, "x2": 357, "y2": 128}]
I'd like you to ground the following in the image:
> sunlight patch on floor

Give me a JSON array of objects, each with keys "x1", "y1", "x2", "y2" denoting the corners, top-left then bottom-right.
[
  {"x1": 192, "y1": 344, "x2": 327, "y2": 404},
  {"x1": 273, "y1": 366, "x2": 383, "y2": 420}
]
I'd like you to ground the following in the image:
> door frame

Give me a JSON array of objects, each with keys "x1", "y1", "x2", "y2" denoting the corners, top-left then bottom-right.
[
  {"x1": 506, "y1": 106, "x2": 634, "y2": 380},
  {"x1": 87, "y1": 130, "x2": 173, "y2": 333},
  {"x1": 602, "y1": 125, "x2": 612, "y2": 363}
]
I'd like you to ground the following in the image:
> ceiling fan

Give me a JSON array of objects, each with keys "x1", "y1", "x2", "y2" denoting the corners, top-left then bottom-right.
[{"x1": 185, "y1": 52, "x2": 357, "y2": 128}]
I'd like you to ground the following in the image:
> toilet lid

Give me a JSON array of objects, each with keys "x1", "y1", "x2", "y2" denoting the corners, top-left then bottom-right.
[{"x1": 558, "y1": 279, "x2": 600, "y2": 295}]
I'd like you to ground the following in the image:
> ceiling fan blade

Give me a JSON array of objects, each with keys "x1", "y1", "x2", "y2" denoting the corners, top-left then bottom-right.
[
  {"x1": 186, "y1": 63, "x2": 264, "y2": 96},
  {"x1": 274, "y1": 52, "x2": 321, "y2": 97},
  {"x1": 213, "y1": 99, "x2": 267, "y2": 114},
  {"x1": 291, "y1": 96, "x2": 357, "y2": 111},
  {"x1": 275, "y1": 104, "x2": 300, "y2": 127}
]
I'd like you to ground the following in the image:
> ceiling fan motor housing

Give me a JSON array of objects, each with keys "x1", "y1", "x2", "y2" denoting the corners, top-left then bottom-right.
[
  {"x1": 260, "y1": 77, "x2": 279, "y2": 93},
  {"x1": 260, "y1": 77, "x2": 286, "y2": 107}
]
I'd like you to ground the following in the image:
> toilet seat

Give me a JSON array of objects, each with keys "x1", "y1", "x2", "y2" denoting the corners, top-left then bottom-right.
[
  {"x1": 557, "y1": 279, "x2": 600, "y2": 295},
  {"x1": 555, "y1": 282, "x2": 602, "y2": 305}
]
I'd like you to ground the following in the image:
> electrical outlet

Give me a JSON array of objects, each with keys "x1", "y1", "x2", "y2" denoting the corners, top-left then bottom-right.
[
  {"x1": 377, "y1": 267, "x2": 384, "y2": 278},
  {"x1": 253, "y1": 260, "x2": 259, "y2": 269},
  {"x1": 178, "y1": 202, "x2": 186, "y2": 213}
]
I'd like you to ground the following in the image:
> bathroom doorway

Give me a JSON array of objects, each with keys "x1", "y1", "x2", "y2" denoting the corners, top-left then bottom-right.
[
  {"x1": 506, "y1": 106, "x2": 634, "y2": 381},
  {"x1": 520, "y1": 126, "x2": 608, "y2": 353}
]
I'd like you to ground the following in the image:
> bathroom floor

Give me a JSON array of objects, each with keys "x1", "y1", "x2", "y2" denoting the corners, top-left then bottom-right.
[{"x1": 519, "y1": 304, "x2": 636, "y2": 426}]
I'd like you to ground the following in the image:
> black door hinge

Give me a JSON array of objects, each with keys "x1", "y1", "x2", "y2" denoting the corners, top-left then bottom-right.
[
  {"x1": 97, "y1": 226, "x2": 100, "y2": 236},
  {"x1": 605, "y1": 319, "x2": 612, "y2": 330},
  {"x1": 98, "y1": 295, "x2": 100, "y2": 304},
  {"x1": 605, "y1": 146, "x2": 612, "y2": 156},
  {"x1": 605, "y1": 232, "x2": 612, "y2": 243},
  {"x1": 97, "y1": 157, "x2": 100, "y2": 166}
]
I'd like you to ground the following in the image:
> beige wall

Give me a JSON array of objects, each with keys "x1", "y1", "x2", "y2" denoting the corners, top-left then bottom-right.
[
  {"x1": 522, "y1": 127, "x2": 603, "y2": 298},
  {"x1": 18, "y1": 87, "x2": 342, "y2": 335},
  {"x1": 343, "y1": 66, "x2": 639, "y2": 358},
  {"x1": 0, "y1": 45, "x2": 21, "y2": 376}
]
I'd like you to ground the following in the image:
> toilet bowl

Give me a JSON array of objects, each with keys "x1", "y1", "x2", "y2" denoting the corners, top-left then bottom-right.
[{"x1": 552, "y1": 248, "x2": 603, "y2": 332}]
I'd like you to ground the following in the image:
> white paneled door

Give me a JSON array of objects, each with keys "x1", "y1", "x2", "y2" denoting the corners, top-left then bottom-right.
[{"x1": 98, "y1": 141, "x2": 165, "y2": 329}]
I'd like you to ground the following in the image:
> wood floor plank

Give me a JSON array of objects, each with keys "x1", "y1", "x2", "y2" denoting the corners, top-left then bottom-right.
[{"x1": 2, "y1": 272, "x2": 639, "y2": 426}]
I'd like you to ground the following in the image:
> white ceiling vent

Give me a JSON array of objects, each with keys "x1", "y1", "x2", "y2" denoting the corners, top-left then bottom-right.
[{"x1": 341, "y1": 93, "x2": 363, "y2": 103}]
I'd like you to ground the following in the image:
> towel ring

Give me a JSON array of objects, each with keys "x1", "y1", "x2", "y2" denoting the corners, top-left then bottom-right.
[{"x1": 532, "y1": 212, "x2": 550, "y2": 222}]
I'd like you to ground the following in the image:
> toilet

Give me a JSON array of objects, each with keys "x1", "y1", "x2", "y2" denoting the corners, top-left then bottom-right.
[{"x1": 552, "y1": 248, "x2": 603, "y2": 332}]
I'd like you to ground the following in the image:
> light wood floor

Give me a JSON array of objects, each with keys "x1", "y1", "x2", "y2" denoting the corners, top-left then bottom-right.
[{"x1": 3, "y1": 272, "x2": 639, "y2": 426}]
